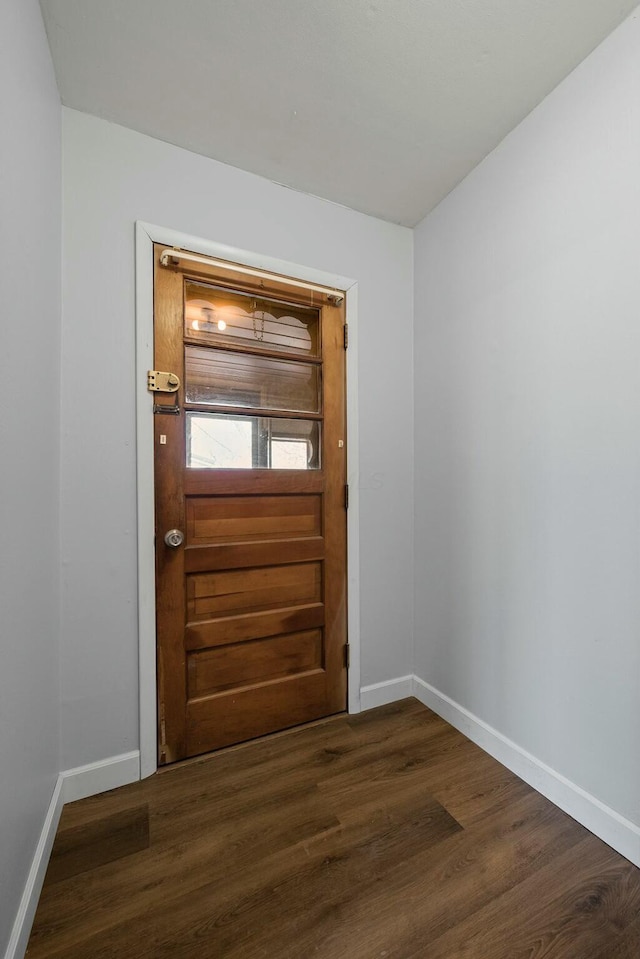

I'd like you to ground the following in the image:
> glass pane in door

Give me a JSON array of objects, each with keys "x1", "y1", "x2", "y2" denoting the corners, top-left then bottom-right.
[
  {"x1": 185, "y1": 282, "x2": 320, "y2": 356},
  {"x1": 186, "y1": 413, "x2": 320, "y2": 469},
  {"x1": 185, "y1": 346, "x2": 320, "y2": 414}
]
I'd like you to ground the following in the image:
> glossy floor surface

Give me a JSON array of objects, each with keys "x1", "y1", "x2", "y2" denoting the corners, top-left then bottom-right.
[{"x1": 27, "y1": 699, "x2": 640, "y2": 958}]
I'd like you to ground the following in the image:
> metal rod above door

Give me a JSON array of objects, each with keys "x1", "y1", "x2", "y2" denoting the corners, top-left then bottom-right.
[{"x1": 159, "y1": 249, "x2": 345, "y2": 304}]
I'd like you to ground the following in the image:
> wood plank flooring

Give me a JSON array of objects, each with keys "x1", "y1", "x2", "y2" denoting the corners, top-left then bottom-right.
[{"x1": 26, "y1": 699, "x2": 640, "y2": 958}]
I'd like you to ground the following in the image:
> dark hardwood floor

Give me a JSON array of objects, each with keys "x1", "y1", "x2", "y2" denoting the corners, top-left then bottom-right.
[{"x1": 27, "y1": 699, "x2": 640, "y2": 958}]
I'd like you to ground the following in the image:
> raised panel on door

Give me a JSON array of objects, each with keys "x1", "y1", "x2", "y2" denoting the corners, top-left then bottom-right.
[
  {"x1": 187, "y1": 628, "x2": 323, "y2": 698},
  {"x1": 186, "y1": 494, "x2": 322, "y2": 544},
  {"x1": 186, "y1": 561, "x2": 323, "y2": 620}
]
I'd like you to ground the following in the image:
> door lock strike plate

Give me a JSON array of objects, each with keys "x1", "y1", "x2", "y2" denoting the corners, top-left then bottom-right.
[{"x1": 147, "y1": 370, "x2": 180, "y2": 393}]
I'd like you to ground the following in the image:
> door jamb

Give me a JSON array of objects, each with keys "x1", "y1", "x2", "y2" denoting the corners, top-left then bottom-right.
[{"x1": 135, "y1": 221, "x2": 362, "y2": 779}]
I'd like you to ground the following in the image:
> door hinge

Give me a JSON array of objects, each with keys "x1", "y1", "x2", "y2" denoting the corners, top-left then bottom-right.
[
  {"x1": 147, "y1": 370, "x2": 180, "y2": 393},
  {"x1": 159, "y1": 699, "x2": 167, "y2": 763},
  {"x1": 344, "y1": 644, "x2": 350, "y2": 669},
  {"x1": 343, "y1": 324, "x2": 349, "y2": 350},
  {"x1": 344, "y1": 483, "x2": 349, "y2": 509}
]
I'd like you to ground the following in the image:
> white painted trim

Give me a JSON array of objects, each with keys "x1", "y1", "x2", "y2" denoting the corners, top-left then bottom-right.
[
  {"x1": 412, "y1": 675, "x2": 640, "y2": 868},
  {"x1": 135, "y1": 222, "x2": 362, "y2": 775},
  {"x1": 360, "y1": 675, "x2": 414, "y2": 711},
  {"x1": 60, "y1": 751, "x2": 141, "y2": 804},
  {"x1": 135, "y1": 224, "x2": 158, "y2": 780},
  {"x1": 5, "y1": 754, "x2": 141, "y2": 958},
  {"x1": 344, "y1": 282, "x2": 361, "y2": 714},
  {"x1": 3, "y1": 777, "x2": 64, "y2": 959}
]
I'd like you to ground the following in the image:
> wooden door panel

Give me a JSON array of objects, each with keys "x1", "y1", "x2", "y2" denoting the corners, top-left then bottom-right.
[
  {"x1": 187, "y1": 629, "x2": 324, "y2": 697},
  {"x1": 185, "y1": 603, "x2": 325, "y2": 651},
  {"x1": 187, "y1": 562, "x2": 323, "y2": 620},
  {"x1": 184, "y1": 469, "x2": 323, "y2": 495},
  {"x1": 154, "y1": 246, "x2": 347, "y2": 761},
  {"x1": 186, "y1": 494, "x2": 322, "y2": 544},
  {"x1": 186, "y1": 671, "x2": 330, "y2": 754},
  {"x1": 183, "y1": 538, "x2": 324, "y2": 573}
]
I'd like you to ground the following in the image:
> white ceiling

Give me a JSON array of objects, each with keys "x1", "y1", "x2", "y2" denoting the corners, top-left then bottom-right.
[{"x1": 40, "y1": 0, "x2": 638, "y2": 226}]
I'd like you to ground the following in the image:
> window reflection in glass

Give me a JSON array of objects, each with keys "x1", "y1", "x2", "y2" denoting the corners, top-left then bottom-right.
[
  {"x1": 186, "y1": 413, "x2": 320, "y2": 470},
  {"x1": 185, "y1": 346, "x2": 320, "y2": 414},
  {"x1": 185, "y1": 282, "x2": 319, "y2": 356}
]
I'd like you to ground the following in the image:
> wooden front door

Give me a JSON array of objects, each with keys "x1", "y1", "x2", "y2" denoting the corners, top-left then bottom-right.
[{"x1": 153, "y1": 245, "x2": 348, "y2": 763}]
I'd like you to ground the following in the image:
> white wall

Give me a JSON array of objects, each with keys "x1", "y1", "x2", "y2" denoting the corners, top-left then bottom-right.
[
  {"x1": 414, "y1": 9, "x2": 640, "y2": 824},
  {"x1": 0, "y1": 0, "x2": 61, "y2": 951},
  {"x1": 60, "y1": 109, "x2": 414, "y2": 770}
]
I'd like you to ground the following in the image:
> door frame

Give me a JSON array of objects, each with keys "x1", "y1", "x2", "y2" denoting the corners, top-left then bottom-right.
[{"x1": 135, "y1": 221, "x2": 362, "y2": 778}]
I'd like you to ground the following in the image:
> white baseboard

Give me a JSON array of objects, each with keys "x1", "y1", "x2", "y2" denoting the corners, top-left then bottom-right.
[
  {"x1": 360, "y1": 675, "x2": 414, "y2": 711},
  {"x1": 8, "y1": 685, "x2": 639, "y2": 959},
  {"x1": 61, "y1": 751, "x2": 141, "y2": 804},
  {"x1": 4, "y1": 776, "x2": 64, "y2": 959},
  {"x1": 412, "y1": 675, "x2": 640, "y2": 868},
  {"x1": 4, "y1": 752, "x2": 142, "y2": 959}
]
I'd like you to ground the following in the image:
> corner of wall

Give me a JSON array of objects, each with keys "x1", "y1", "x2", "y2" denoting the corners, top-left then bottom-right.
[
  {"x1": 412, "y1": 675, "x2": 640, "y2": 869},
  {"x1": 3, "y1": 778, "x2": 64, "y2": 959}
]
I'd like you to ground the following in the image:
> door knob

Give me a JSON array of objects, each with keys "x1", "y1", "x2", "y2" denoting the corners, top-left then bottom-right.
[{"x1": 164, "y1": 529, "x2": 184, "y2": 548}]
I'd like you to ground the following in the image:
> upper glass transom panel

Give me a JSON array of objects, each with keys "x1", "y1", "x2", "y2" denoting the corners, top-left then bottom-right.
[{"x1": 185, "y1": 281, "x2": 319, "y2": 356}]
